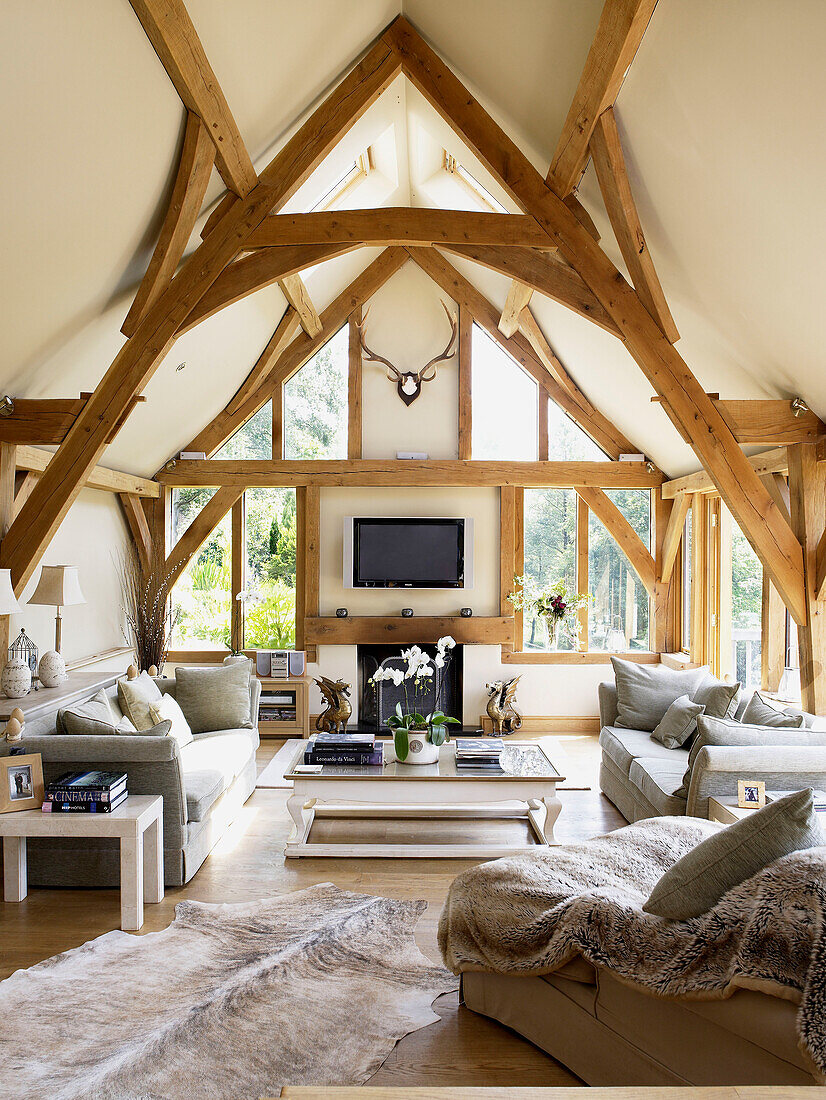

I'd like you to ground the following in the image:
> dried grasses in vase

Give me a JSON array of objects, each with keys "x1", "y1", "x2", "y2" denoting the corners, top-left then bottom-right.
[{"x1": 118, "y1": 549, "x2": 179, "y2": 673}]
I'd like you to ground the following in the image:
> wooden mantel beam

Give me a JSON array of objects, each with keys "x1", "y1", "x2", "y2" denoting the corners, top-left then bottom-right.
[
  {"x1": 546, "y1": 0, "x2": 659, "y2": 198},
  {"x1": 382, "y1": 16, "x2": 806, "y2": 625},
  {"x1": 157, "y1": 458, "x2": 663, "y2": 490},
  {"x1": 128, "y1": 0, "x2": 257, "y2": 197},
  {"x1": 2, "y1": 37, "x2": 401, "y2": 594},
  {"x1": 244, "y1": 209, "x2": 556, "y2": 249}
]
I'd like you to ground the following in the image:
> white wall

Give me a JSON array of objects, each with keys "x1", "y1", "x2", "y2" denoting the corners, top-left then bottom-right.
[{"x1": 8, "y1": 489, "x2": 130, "y2": 667}]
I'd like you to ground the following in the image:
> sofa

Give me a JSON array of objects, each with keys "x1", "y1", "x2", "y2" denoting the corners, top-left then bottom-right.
[
  {"x1": 8, "y1": 674, "x2": 261, "y2": 887},
  {"x1": 598, "y1": 679, "x2": 826, "y2": 822}
]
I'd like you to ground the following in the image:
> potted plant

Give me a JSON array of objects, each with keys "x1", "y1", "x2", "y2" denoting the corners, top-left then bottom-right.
[
  {"x1": 370, "y1": 636, "x2": 460, "y2": 763},
  {"x1": 509, "y1": 578, "x2": 589, "y2": 651}
]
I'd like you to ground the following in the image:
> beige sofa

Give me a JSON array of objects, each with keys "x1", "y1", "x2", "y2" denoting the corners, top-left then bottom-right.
[{"x1": 463, "y1": 957, "x2": 818, "y2": 1084}]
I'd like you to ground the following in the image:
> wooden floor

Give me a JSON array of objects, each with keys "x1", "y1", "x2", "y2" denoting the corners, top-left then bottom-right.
[{"x1": 0, "y1": 733, "x2": 623, "y2": 1089}]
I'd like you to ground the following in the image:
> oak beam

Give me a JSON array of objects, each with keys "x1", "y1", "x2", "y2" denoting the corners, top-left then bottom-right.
[
  {"x1": 164, "y1": 485, "x2": 244, "y2": 587},
  {"x1": 788, "y1": 444, "x2": 826, "y2": 711},
  {"x1": 225, "y1": 309, "x2": 302, "y2": 419},
  {"x1": 498, "y1": 280, "x2": 533, "y2": 337},
  {"x1": 662, "y1": 449, "x2": 789, "y2": 498},
  {"x1": 348, "y1": 306, "x2": 363, "y2": 459},
  {"x1": 658, "y1": 490, "x2": 691, "y2": 584},
  {"x1": 305, "y1": 616, "x2": 514, "y2": 646},
  {"x1": 303, "y1": 486, "x2": 320, "y2": 663},
  {"x1": 576, "y1": 485, "x2": 656, "y2": 596},
  {"x1": 278, "y1": 274, "x2": 322, "y2": 337},
  {"x1": 761, "y1": 573, "x2": 785, "y2": 693},
  {"x1": 590, "y1": 107, "x2": 679, "y2": 342},
  {"x1": 157, "y1": 458, "x2": 663, "y2": 489},
  {"x1": 12, "y1": 473, "x2": 39, "y2": 521},
  {"x1": 760, "y1": 472, "x2": 792, "y2": 528},
  {"x1": 408, "y1": 247, "x2": 637, "y2": 459},
  {"x1": 500, "y1": 486, "x2": 516, "y2": 654},
  {"x1": 245, "y1": 209, "x2": 555, "y2": 249},
  {"x1": 122, "y1": 111, "x2": 215, "y2": 336},
  {"x1": 2, "y1": 37, "x2": 401, "y2": 592},
  {"x1": 517, "y1": 309, "x2": 587, "y2": 404},
  {"x1": 379, "y1": 20, "x2": 804, "y2": 621},
  {"x1": 0, "y1": 399, "x2": 86, "y2": 445},
  {"x1": 816, "y1": 529, "x2": 826, "y2": 603},
  {"x1": 717, "y1": 400, "x2": 824, "y2": 445},
  {"x1": 119, "y1": 493, "x2": 153, "y2": 575},
  {"x1": 230, "y1": 495, "x2": 245, "y2": 653},
  {"x1": 0, "y1": 445, "x2": 16, "y2": 674},
  {"x1": 442, "y1": 243, "x2": 620, "y2": 336},
  {"x1": 546, "y1": 0, "x2": 659, "y2": 197},
  {"x1": 457, "y1": 304, "x2": 473, "y2": 459},
  {"x1": 128, "y1": 0, "x2": 256, "y2": 197},
  {"x1": 15, "y1": 447, "x2": 159, "y2": 498}
]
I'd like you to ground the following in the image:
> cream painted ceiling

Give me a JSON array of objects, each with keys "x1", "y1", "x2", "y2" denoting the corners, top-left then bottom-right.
[{"x1": 1, "y1": 0, "x2": 824, "y2": 479}]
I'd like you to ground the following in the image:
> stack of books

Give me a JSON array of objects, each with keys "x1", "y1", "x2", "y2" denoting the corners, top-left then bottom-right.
[
  {"x1": 455, "y1": 738, "x2": 505, "y2": 769},
  {"x1": 42, "y1": 771, "x2": 128, "y2": 813},
  {"x1": 304, "y1": 732, "x2": 383, "y2": 766}
]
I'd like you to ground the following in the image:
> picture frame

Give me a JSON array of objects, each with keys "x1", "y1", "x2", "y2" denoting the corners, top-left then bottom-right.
[
  {"x1": 0, "y1": 753, "x2": 44, "y2": 813},
  {"x1": 738, "y1": 779, "x2": 766, "y2": 810}
]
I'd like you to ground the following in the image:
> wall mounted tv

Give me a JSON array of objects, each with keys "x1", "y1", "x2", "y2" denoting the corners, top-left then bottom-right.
[{"x1": 343, "y1": 517, "x2": 473, "y2": 589}]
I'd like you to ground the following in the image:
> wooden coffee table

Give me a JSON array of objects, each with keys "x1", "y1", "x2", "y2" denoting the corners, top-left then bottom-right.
[{"x1": 283, "y1": 740, "x2": 564, "y2": 858}]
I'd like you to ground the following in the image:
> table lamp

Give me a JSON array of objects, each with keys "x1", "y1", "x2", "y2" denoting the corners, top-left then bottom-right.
[{"x1": 28, "y1": 565, "x2": 85, "y2": 687}]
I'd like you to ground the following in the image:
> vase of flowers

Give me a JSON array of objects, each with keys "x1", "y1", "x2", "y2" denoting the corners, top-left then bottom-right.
[
  {"x1": 509, "y1": 578, "x2": 589, "y2": 651},
  {"x1": 369, "y1": 636, "x2": 460, "y2": 764}
]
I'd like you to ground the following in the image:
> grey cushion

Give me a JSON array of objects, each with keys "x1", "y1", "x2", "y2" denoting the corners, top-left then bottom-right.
[
  {"x1": 57, "y1": 688, "x2": 116, "y2": 736},
  {"x1": 628, "y1": 757, "x2": 690, "y2": 816},
  {"x1": 174, "y1": 664, "x2": 253, "y2": 734},
  {"x1": 643, "y1": 789, "x2": 823, "y2": 920},
  {"x1": 743, "y1": 691, "x2": 806, "y2": 728},
  {"x1": 650, "y1": 695, "x2": 706, "y2": 749},
  {"x1": 675, "y1": 714, "x2": 826, "y2": 799},
  {"x1": 184, "y1": 770, "x2": 226, "y2": 822},
  {"x1": 611, "y1": 658, "x2": 709, "y2": 731},
  {"x1": 693, "y1": 676, "x2": 742, "y2": 720},
  {"x1": 599, "y1": 727, "x2": 682, "y2": 776},
  {"x1": 784, "y1": 706, "x2": 826, "y2": 731},
  {"x1": 118, "y1": 672, "x2": 163, "y2": 731}
]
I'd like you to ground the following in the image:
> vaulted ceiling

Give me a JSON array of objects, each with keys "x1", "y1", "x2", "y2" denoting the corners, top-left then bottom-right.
[{"x1": 3, "y1": 0, "x2": 824, "y2": 478}]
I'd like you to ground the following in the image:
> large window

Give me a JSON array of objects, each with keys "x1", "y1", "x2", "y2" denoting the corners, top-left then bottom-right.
[
  {"x1": 471, "y1": 325, "x2": 537, "y2": 459},
  {"x1": 283, "y1": 326, "x2": 348, "y2": 459},
  {"x1": 728, "y1": 512, "x2": 763, "y2": 690},
  {"x1": 170, "y1": 488, "x2": 231, "y2": 649},
  {"x1": 523, "y1": 488, "x2": 578, "y2": 650},
  {"x1": 546, "y1": 399, "x2": 608, "y2": 461},
  {"x1": 588, "y1": 490, "x2": 651, "y2": 652},
  {"x1": 214, "y1": 403, "x2": 272, "y2": 460},
  {"x1": 243, "y1": 488, "x2": 297, "y2": 649}
]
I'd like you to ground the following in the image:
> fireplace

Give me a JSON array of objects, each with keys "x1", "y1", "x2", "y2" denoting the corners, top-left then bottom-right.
[{"x1": 357, "y1": 644, "x2": 463, "y2": 730}]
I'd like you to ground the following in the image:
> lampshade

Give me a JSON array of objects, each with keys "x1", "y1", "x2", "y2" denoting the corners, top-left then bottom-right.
[
  {"x1": 29, "y1": 565, "x2": 85, "y2": 608},
  {"x1": 0, "y1": 568, "x2": 22, "y2": 616}
]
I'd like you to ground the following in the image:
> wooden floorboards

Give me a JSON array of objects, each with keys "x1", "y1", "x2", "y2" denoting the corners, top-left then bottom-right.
[{"x1": 0, "y1": 733, "x2": 623, "y2": 1088}]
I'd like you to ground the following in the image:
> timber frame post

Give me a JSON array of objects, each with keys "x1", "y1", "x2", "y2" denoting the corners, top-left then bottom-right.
[{"x1": 788, "y1": 444, "x2": 826, "y2": 712}]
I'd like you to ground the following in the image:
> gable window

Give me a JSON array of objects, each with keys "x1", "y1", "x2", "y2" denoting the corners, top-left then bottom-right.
[
  {"x1": 443, "y1": 151, "x2": 508, "y2": 213},
  {"x1": 545, "y1": 398, "x2": 609, "y2": 461},
  {"x1": 213, "y1": 403, "x2": 272, "y2": 460},
  {"x1": 309, "y1": 148, "x2": 372, "y2": 212},
  {"x1": 283, "y1": 326, "x2": 348, "y2": 459},
  {"x1": 170, "y1": 488, "x2": 231, "y2": 649},
  {"x1": 471, "y1": 325, "x2": 537, "y2": 459}
]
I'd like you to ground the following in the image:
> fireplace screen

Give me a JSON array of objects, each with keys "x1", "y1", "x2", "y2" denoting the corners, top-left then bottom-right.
[{"x1": 358, "y1": 644, "x2": 462, "y2": 730}]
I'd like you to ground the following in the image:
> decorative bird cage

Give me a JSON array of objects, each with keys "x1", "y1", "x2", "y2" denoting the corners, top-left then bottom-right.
[{"x1": 9, "y1": 628, "x2": 38, "y2": 681}]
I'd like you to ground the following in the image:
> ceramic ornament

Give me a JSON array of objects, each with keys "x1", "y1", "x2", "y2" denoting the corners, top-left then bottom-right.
[
  {"x1": 126, "y1": 663, "x2": 138, "y2": 680},
  {"x1": 148, "y1": 665, "x2": 159, "y2": 677},
  {"x1": 2, "y1": 657, "x2": 31, "y2": 699},
  {"x1": 9, "y1": 707, "x2": 25, "y2": 725},
  {"x1": 38, "y1": 649, "x2": 66, "y2": 688},
  {"x1": 4, "y1": 716, "x2": 23, "y2": 742}
]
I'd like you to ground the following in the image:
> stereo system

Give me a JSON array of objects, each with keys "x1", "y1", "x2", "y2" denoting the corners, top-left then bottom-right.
[{"x1": 255, "y1": 650, "x2": 306, "y2": 679}]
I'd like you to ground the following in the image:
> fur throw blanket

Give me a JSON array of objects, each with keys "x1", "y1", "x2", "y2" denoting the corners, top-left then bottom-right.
[{"x1": 438, "y1": 816, "x2": 826, "y2": 1076}]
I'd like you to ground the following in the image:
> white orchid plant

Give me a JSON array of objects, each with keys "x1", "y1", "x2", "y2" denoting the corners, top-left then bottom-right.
[{"x1": 370, "y1": 636, "x2": 460, "y2": 753}]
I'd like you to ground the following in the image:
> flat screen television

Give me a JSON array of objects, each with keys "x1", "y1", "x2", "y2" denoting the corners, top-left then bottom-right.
[{"x1": 344, "y1": 517, "x2": 472, "y2": 589}]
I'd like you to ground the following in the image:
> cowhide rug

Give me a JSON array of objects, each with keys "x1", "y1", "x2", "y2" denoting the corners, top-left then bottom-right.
[{"x1": 0, "y1": 884, "x2": 458, "y2": 1100}]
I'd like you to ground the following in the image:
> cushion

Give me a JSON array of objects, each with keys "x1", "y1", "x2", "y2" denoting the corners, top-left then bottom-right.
[
  {"x1": 599, "y1": 727, "x2": 681, "y2": 776},
  {"x1": 743, "y1": 691, "x2": 805, "y2": 728},
  {"x1": 643, "y1": 789, "x2": 823, "y2": 920},
  {"x1": 628, "y1": 757, "x2": 691, "y2": 816},
  {"x1": 610, "y1": 658, "x2": 709, "y2": 731},
  {"x1": 118, "y1": 671, "x2": 163, "y2": 731},
  {"x1": 674, "y1": 713, "x2": 826, "y2": 800},
  {"x1": 57, "y1": 689, "x2": 116, "y2": 736},
  {"x1": 693, "y1": 675, "x2": 742, "y2": 720},
  {"x1": 149, "y1": 693, "x2": 193, "y2": 749},
  {"x1": 184, "y1": 770, "x2": 226, "y2": 822},
  {"x1": 650, "y1": 695, "x2": 706, "y2": 749},
  {"x1": 784, "y1": 706, "x2": 826, "y2": 731},
  {"x1": 174, "y1": 663, "x2": 252, "y2": 734},
  {"x1": 180, "y1": 731, "x2": 254, "y2": 793}
]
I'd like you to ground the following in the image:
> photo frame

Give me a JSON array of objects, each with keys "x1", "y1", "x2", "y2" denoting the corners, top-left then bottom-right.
[
  {"x1": 0, "y1": 753, "x2": 44, "y2": 813},
  {"x1": 737, "y1": 779, "x2": 766, "y2": 810}
]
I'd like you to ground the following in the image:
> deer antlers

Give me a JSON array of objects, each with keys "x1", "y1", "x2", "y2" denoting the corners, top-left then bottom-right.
[{"x1": 356, "y1": 300, "x2": 458, "y2": 405}]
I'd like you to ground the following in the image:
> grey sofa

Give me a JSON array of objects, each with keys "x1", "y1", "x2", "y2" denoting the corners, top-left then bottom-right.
[
  {"x1": 9, "y1": 676, "x2": 260, "y2": 887},
  {"x1": 598, "y1": 680, "x2": 826, "y2": 821}
]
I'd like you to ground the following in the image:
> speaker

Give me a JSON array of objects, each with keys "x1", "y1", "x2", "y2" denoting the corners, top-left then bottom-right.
[
  {"x1": 255, "y1": 650, "x2": 306, "y2": 678},
  {"x1": 255, "y1": 651, "x2": 273, "y2": 677},
  {"x1": 288, "y1": 650, "x2": 306, "y2": 677}
]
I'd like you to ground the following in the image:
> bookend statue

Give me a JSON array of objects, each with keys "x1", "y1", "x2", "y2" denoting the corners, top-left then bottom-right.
[
  {"x1": 315, "y1": 676, "x2": 353, "y2": 734},
  {"x1": 485, "y1": 676, "x2": 523, "y2": 735}
]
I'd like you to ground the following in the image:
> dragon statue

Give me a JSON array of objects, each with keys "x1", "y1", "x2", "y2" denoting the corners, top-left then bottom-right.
[
  {"x1": 485, "y1": 675, "x2": 523, "y2": 735},
  {"x1": 314, "y1": 676, "x2": 353, "y2": 734}
]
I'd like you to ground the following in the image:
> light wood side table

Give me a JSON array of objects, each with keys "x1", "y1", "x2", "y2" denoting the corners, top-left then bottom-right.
[
  {"x1": 708, "y1": 796, "x2": 758, "y2": 824},
  {"x1": 0, "y1": 794, "x2": 163, "y2": 930}
]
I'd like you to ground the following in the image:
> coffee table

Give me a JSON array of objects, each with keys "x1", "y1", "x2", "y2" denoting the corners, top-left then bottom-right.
[{"x1": 283, "y1": 740, "x2": 564, "y2": 858}]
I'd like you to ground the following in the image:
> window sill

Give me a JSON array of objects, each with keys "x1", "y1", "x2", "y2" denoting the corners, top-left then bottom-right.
[
  {"x1": 660, "y1": 652, "x2": 699, "y2": 670},
  {"x1": 501, "y1": 650, "x2": 660, "y2": 665}
]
